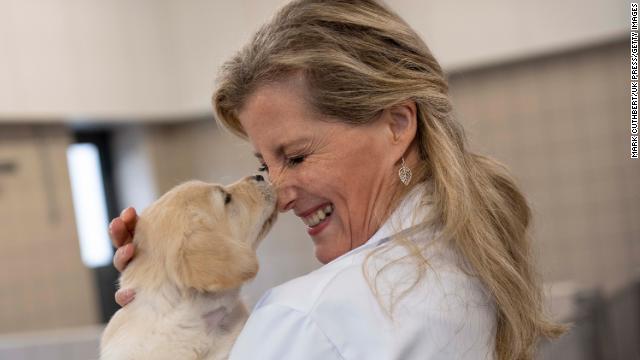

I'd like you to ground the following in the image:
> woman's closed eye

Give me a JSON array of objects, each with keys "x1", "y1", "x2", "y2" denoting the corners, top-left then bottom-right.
[
  {"x1": 286, "y1": 155, "x2": 306, "y2": 167},
  {"x1": 258, "y1": 154, "x2": 306, "y2": 173}
]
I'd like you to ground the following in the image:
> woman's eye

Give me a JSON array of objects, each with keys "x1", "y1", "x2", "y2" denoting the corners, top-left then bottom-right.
[
  {"x1": 258, "y1": 163, "x2": 269, "y2": 172},
  {"x1": 287, "y1": 155, "x2": 306, "y2": 167},
  {"x1": 224, "y1": 193, "x2": 232, "y2": 204}
]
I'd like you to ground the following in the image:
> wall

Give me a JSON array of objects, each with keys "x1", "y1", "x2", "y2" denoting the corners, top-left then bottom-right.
[
  {"x1": 449, "y1": 39, "x2": 639, "y2": 294},
  {"x1": 0, "y1": 125, "x2": 99, "y2": 333}
]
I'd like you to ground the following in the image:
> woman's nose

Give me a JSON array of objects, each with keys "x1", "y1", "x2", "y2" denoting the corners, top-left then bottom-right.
[
  {"x1": 274, "y1": 182, "x2": 296, "y2": 213},
  {"x1": 266, "y1": 169, "x2": 295, "y2": 212}
]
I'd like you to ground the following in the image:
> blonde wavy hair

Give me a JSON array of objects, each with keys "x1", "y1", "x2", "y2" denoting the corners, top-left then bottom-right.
[{"x1": 213, "y1": 0, "x2": 566, "y2": 358}]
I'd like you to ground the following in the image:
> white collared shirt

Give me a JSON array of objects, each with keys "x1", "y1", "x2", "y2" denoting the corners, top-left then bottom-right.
[{"x1": 229, "y1": 185, "x2": 496, "y2": 359}]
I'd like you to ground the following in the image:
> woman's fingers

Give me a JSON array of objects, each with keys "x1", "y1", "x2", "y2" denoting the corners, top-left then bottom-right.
[
  {"x1": 109, "y1": 207, "x2": 138, "y2": 248},
  {"x1": 120, "y1": 207, "x2": 138, "y2": 235},
  {"x1": 113, "y1": 243, "x2": 135, "y2": 272},
  {"x1": 110, "y1": 207, "x2": 139, "y2": 307},
  {"x1": 115, "y1": 288, "x2": 136, "y2": 307},
  {"x1": 109, "y1": 217, "x2": 130, "y2": 248}
]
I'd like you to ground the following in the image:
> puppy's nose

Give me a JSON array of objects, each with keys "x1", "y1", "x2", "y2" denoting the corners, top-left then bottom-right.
[{"x1": 254, "y1": 174, "x2": 264, "y2": 182}]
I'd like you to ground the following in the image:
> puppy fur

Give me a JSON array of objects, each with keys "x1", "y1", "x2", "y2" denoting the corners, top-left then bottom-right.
[{"x1": 100, "y1": 177, "x2": 277, "y2": 360}]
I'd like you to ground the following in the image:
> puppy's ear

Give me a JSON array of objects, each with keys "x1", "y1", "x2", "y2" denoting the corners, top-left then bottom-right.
[{"x1": 176, "y1": 230, "x2": 258, "y2": 292}]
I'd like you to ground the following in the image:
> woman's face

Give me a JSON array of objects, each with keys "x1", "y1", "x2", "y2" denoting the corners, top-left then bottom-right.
[{"x1": 238, "y1": 76, "x2": 410, "y2": 263}]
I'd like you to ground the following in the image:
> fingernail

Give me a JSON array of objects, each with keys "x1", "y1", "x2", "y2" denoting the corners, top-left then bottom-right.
[{"x1": 120, "y1": 208, "x2": 128, "y2": 217}]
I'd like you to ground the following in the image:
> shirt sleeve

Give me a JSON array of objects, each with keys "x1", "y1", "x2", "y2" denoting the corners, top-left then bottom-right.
[{"x1": 228, "y1": 303, "x2": 345, "y2": 360}]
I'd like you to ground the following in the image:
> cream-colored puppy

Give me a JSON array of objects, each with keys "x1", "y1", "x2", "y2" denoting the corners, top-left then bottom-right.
[{"x1": 100, "y1": 176, "x2": 277, "y2": 360}]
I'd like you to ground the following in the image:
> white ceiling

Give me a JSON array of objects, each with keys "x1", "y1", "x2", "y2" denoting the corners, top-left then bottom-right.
[{"x1": 0, "y1": 0, "x2": 627, "y2": 121}]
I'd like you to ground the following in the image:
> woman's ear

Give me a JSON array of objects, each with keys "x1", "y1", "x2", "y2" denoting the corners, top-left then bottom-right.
[{"x1": 385, "y1": 100, "x2": 417, "y2": 149}]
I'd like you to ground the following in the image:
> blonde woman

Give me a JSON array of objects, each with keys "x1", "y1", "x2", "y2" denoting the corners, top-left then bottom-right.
[{"x1": 110, "y1": 0, "x2": 565, "y2": 358}]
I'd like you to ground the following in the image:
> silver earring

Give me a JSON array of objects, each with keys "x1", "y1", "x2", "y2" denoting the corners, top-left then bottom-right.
[{"x1": 398, "y1": 157, "x2": 412, "y2": 186}]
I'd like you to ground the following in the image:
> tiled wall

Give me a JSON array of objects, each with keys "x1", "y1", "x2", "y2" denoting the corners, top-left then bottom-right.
[
  {"x1": 0, "y1": 125, "x2": 99, "y2": 333},
  {"x1": 448, "y1": 39, "x2": 638, "y2": 294}
]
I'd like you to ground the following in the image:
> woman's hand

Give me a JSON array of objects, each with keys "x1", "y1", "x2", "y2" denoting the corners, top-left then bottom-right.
[{"x1": 109, "y1": 207, "x2": 138, "y2": 307}]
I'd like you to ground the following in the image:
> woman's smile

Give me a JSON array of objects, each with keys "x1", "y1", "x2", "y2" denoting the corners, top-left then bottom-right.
[{"x1": 297, "y1": 202, "x2": 333, "y2": 230}]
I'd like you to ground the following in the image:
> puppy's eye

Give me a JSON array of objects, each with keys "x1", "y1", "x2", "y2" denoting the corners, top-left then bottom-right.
[{"x1": 224, "y1": 193, "x2": 232, "y2": 205}]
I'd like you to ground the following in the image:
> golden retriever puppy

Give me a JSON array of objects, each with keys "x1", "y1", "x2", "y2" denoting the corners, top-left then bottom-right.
[{"x1": 100, "y1": 176, "x2": 277, "y2": 360}]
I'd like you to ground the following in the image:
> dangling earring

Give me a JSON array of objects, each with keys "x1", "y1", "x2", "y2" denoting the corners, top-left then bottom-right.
[{"x1": 398, "y1": 157, "x2": 412, "y2": 186}]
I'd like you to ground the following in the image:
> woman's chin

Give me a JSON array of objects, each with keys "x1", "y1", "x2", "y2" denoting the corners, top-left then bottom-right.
[
  {"x1": 313, "y1": 239, "x2": 347, "y2": 264},
  {"x1": 315, "y1": 248, "x2": 337, "y2": 264}
]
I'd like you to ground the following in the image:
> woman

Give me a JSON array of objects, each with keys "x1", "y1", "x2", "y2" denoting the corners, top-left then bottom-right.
[{"x1": 110, "y1": 0, "x2": 565, "y2": 358}]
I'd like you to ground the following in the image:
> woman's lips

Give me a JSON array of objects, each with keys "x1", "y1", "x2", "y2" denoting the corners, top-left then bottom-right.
[
  {"x1": 297, "y1": 202, "x2": 334, "y2": 236},
  {"x1": 297, "y1": 202, "x2": 332, "y2": 218},
  {"x1": 307, "y1": 210, "x2": 332, "y2": 236}
]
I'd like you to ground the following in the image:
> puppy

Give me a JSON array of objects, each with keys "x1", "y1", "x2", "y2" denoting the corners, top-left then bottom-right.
[{"x1": 100, "y1": 176, "x2": 277, "y2": 360}]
